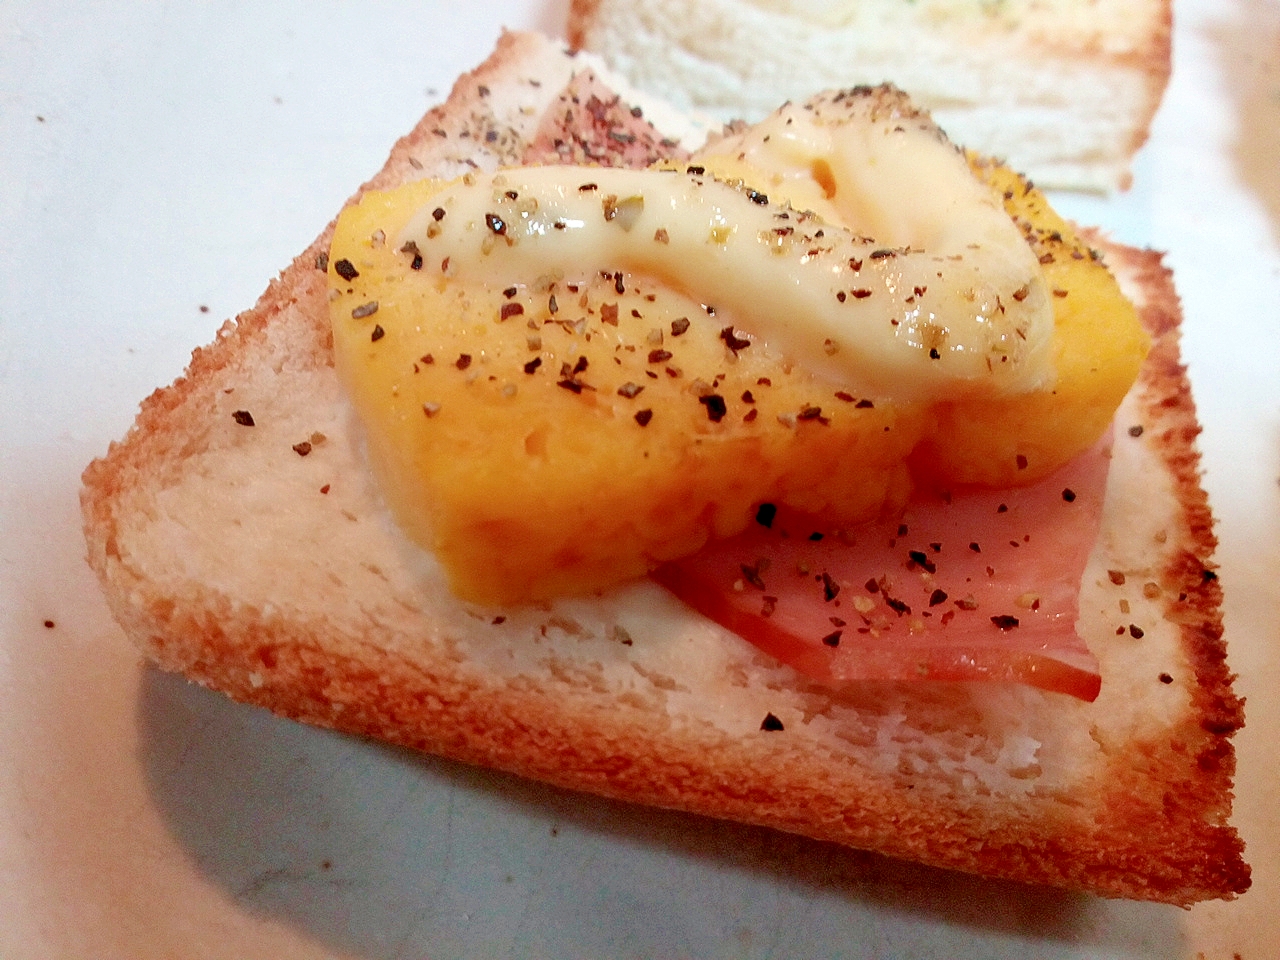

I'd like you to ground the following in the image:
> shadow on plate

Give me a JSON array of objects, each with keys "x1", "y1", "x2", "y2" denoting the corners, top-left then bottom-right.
[
  {"x1": 1207, "y1": 0, "x2": 1280, "y2": 246},
  {"x1": 137, "y1": 667, "x2": 1183, "y2": 960}
]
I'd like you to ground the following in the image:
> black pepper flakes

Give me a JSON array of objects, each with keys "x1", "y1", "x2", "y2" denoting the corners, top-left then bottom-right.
[
  {"x1": 634, "y1": 408, "x2": 653, "y2": 426},
  {"x1": 351, "y1": 301, "x2": 379, "y2": 320},
  {"x1": 820, "y1": 571, "x2": 840, "y2": 602},
  {"x1": 740, "y1": 562, "x2": 767, "y2": 590},
  {"x1": 370, "y1": 324, "x2": 385, "y2": 342},
  {"x1": 232, "y1": 410, "x2": 255, "y2": 426},
  {"x1": 699, "y1": 393, "x2": 727, "y2": 422},
  {"x1": 485, "y1": 212, "x2": 507, "y2": 235},
  {"x1": 907, "y1": 550, "x2": 936, "y2": 574},
  {"x1": 991, "y1": 615, "x2": 1020, "y2": 630},
  {"x1": 1129, "y1": 624, "x2": 1145, "y2": 639},
  {"x1": 523, "y1": 357, "x2": 542, "y2": 374},
  {"x1": 671, "y1": 316, "x2": 690, "y2": 336},
  {"x1": 500, "y1": 302, "x2": 524, "y2": 321},
  {"x1": 719, "y1": 326, "x2": 751, "y2": 353},
  {"x1": 456, "y1": 353, "x2": 472, "y2": 370},
  {"x1": 293, "y1": 441, "x2": 313, "y2": 457},
  {"x1": 647, "y1": 348, "x2": 673, "y2": 364},
  {"x1": 821, "y1": 630, "x2": 842, "y2": 648},
  {"x1": 334, "y1": 258, "x2": 359, "y2": 281},
  {"x1": 755, "y1": 503, "x2": 777, "y2": 528},
  {"x1": 760, "y1": 713, "x2": 785, "y2": 732}
]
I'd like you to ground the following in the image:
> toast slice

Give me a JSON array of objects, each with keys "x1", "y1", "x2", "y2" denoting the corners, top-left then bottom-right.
[
  {"x1": 80, "y1": 30, "x2": 1247, "y2": 904},
  {"x1": 567, "y1": 0, "x2": 1172, "y2": 193}
]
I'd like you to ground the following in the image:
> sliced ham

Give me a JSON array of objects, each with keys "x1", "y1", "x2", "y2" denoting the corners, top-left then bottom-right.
[
  {"x1": 653, "y1": 437, "x2": 1111, "y2": 701},
  {"x1": 522, "y1": 72, "x2": 690, "y2": 168}
]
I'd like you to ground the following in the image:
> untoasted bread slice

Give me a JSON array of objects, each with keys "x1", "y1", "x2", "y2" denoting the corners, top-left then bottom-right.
[
  {"x1": 567, "y1": 0, "x2": 1172, "y2": 192},
  {"x1": 81, "y1": 31, "x2": 1247, "y2": 904}
]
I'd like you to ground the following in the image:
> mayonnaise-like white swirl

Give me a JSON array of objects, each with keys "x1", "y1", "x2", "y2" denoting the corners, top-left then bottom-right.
[{"x1": 399, "y1": 92, "x2": 1052, "y2": 400}]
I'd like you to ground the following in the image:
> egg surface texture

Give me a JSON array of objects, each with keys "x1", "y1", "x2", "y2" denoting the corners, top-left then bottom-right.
[{"x1": 328, "y1": 88, "x2": 1146, "y2": 605}]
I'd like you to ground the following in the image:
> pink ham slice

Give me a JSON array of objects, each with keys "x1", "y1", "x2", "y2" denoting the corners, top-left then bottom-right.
[
  {"x1": 653, "y1": 438, "x2": 1111, "y2": 701},
  {"x1": 522, "y1": 72, "x2": 690, "y2": 169}
]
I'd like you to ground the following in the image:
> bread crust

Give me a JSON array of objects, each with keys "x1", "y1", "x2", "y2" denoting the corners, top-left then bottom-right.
[{"x1": 81, "y1": 32, "x2": 1247, "y2": 905}]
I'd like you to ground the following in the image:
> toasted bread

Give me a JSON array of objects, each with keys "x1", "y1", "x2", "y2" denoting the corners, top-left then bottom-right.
[{"x1": 80, "y1": 30, "x2": 1247, "y2": 904}]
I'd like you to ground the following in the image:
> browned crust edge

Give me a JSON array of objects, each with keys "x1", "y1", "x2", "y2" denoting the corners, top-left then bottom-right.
[
  {"x1": 81, "y1": 31, "x2": 555, "y2": 514},
  {"x1": 81, "y1": 33, "x2": 1246, "y2": 905},
  {"x1": 1087, "y1": 238, "x2": 1249, "y2": 901},
  {"x1": 566, "y1": 0, "x2": 601, "y2": 50}
]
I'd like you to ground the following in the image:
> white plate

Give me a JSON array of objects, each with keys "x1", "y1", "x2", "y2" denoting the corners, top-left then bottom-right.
[{"x1": 2, "y1": 1, "x2": 1277, "y2": 956}]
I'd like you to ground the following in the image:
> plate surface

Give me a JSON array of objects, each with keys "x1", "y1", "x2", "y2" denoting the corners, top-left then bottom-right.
[{"x1": 2, "y1": 1, "x2": 1277, "y2": 957}]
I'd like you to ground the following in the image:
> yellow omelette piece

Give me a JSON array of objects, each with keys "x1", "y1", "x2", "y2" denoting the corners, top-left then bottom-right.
[
  {"x1": 329, "y1": 165, "x2": 1145, "y2": 605},
  {"x1": 910, "y1": 157, "x2": 1150, "y2": 486}
]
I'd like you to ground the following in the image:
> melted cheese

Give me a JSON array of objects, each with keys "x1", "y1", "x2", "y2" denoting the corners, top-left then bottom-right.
[{"x1": 398, "y1": 99, "x2": 1053, "y2": 400}]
